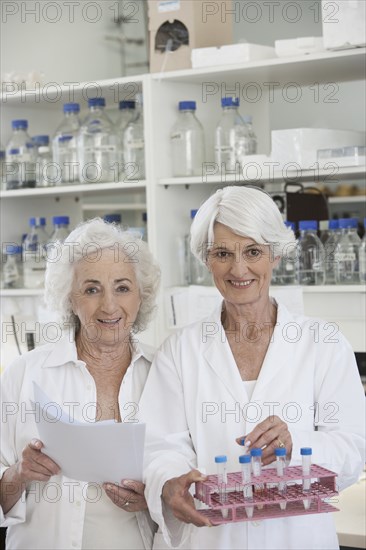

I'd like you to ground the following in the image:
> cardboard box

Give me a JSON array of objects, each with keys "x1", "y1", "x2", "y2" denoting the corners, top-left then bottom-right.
[
  {"x1": 148, "y1": 0, "x2": 233, "y2": 73},
  {"x1": 322, "y1": 0, "x2": 366, "y2": 50}
]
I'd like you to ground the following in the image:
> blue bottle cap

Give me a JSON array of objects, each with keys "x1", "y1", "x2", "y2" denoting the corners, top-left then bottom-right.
[
  {"x1": 88, "y1": 97, "x2": 106, "y2": 108},
  {"x1": 142, "y1": 212, "x2": 147, "y2": 223},
  {"x1": 58, "y1": 135, "x2": 73, "y2": 143},
  {"x1": 299, "y1": 220, "x2": 318, "y2": 231},
  {"x1": 300, "y1": 447, "x2": 312, "y2": 456},
  {"x1": 284, "y1": 220, "x2": 295, "y2": 231},
  {"x1": 275, "y1": 448, "x2": 287, "y2": 456},
  {"x1": 29, "y1": 217, "x2": 46, "y2": 227},
  {"x1": 103, "y1": 214, "x2": 121, "y2": 224},
  {"x1": 0, "y1": 150, "x2": 5, "y2": 159},
  {"x1": 5, "y1": 244, "x2": 22, "y2": 255},
  {"x1": 53, "y1": 216, "x2": 69, "y2": 225},
  {"x1": 9, "y1": 148, "x2": 20, "y2": 155},
  {"x1": 338, "y1": 217, "x2": 358, "y2": 229},
  {"x1": 179, "y1": 101, "x2": 196, "y2": 111},
  {"x1": 250, "y1": 448, "x2": 262, "y2": 457},
  {"x1": 221, "y1": 97, "x2": 239, "y2": 108},
  {"x1": 190, "y1": 209, "x2": 198, "y2": 219},
  {"x1": 12, "y1": 119, "x2": 28, "y2": 130},
  {"x1": 329, "y1": 219, "x2": 339, "y2": 230},
  {"x1": 119, "y1": 100, "x2": 135, "y2": 110},
  {"x1": 214, "y1": 455, "x2": 227, "y2": 463},
  {"x1": 32, "y1": 135, "x2": 50, "y2": 146},
  {"x1": 239, "y1": 455, "x2": 251, "y2": 464},
  {"x1": 63, "y1": 103, "x2": 80, "y2": 113}
]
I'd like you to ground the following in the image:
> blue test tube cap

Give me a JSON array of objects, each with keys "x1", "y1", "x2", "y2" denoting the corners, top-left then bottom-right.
[
  {"x1": 250, "y1": 448, "x2": 262, "y2": 457},
  {"x1": 275, "y1": 448, "x2": 287, "y2": 457},
  {"x1": 300, "y1": 447, "x2": 312, "y2": 456},
  {"x1": 214, "y1": 455, "x2": 227, "y2": 463},
  {"x1": 239, "y1": 455, "x2": 251, "y2": 464}
]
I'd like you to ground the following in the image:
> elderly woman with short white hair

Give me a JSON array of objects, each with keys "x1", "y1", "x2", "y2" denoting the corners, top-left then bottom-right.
[
  {"x1": 0, "y1": 218, "x2": 160, "y2": 550},
  {"x1": 139, "y1": 186, "x2": 365, "y2": 550}
]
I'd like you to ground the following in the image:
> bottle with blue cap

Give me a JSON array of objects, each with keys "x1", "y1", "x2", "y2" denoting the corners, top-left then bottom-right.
[
  {"x1": 46, "y1": 216, "x2": 70, "y2": 262},
  {"x1": 23, "y1": 217, "x2": 49, "y2": 288},
  {"x1": 297, "y1": 220, "x2": 325, "y2": 285},
  {"x1": 215, "y1": 97, "x2": 250, "y2": 172},
  {"x1": 78, "y1": 98, "x2": 118, "y2": 184},
  {"x1": 52, "y1": 103, "x2": 81, "y2": 185},
  {"x1": 335, "y1": 218, "x2": 361, "y2": 284},
  {"x1": 33, "y1": 135, "x2": 55, "y2": 187},
  {"x1": 5, "y1": 120, "x2": 36, "y2": 189},
  {"x1": 123, "y1": 93, "x2": 145, "y2": 181},
  {"x1": 2, "y1": 244, "x2": 23, "y2": 288},
  {"x1": 170, "y1": 100, "x2": 205, "y2": 177},
  {"x1": 323, "y1": 219, "x2": 341, "y2": 284},
  {"x1": 359, "y1": 218, "x2": 366, "y2": 283}
]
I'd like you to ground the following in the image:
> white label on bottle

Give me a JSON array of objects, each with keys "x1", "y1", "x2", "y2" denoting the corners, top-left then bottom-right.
[
  {"x1": 158, "y1": 0, "x2": 180, "y2": 12},
  {"x1": 83, "y1": 145, "x2": 117, "y2": 153},
  {"x1": 337, "y1": 253, "x2": 356, "y2": 262},
  {"x1": 127, "y1": 140, "x2": 144, "y2": 149}
]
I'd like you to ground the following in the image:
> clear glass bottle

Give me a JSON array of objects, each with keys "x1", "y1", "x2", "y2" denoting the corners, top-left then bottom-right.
[
  {"x1": 23, "y1": 217, "x2": 49, "y2": 288},
  {"x1": 6, "y1": 120, "x2": 36, "y2": 189},
  {"x1": 242, "y1": 114, "x2": 257, "y2": 154},
  {"x1": 359, "y1": 218, "x2": 366, "y2": 284},
  {"x1": 215, "y1": 97, "x2": 250, "y2": 172},
  {"x1": 298, "y1": 220, "x2": 325, "y2": 285},
  {"x1": 281, "y1": 221, "x2": 298, "y2": 285},
  {"x1": 123, "y1": 95, "x2": 145, "y2": 181},
  {"x1": 46, "y1": 216, "x2": 70, "y2": 262},
  {"x1": 33, "y1": 135, "x2": 55, "y2": 187},
  {"x1": 2, "y1": 245, "x2": 23, "y2": 288},
  {"x1": 52, "y1": 103, "x2": 81, "y2": 185},
  {"x1": 0, "y1": 149, "x2": 5, "y2": 191},
  {"x1": 335, "y1": 218, "x2": 361, "y2": 284},
  {"x1": 170, "y1": 101, "x2": 205, "y2": 177},
  {"x1": 78, "y1": 97, "x2": 119, "y2": 184},
  {"x1": 323, "y1": 219, "x2": 341, "y2": 285},
  {"x1": 185, "y1": 209, "x2": 211, "y2": 286}
]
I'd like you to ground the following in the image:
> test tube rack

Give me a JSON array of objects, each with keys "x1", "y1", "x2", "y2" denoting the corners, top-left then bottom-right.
[{"x1": 194, "y1": 464, "x2": 339, "y2": 525}]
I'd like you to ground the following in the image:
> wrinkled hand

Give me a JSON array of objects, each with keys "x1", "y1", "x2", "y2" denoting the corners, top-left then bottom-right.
[
  {"x1": 103, "y1": 480, "x2": 147, "y2": 512},
  {"x1": 236, "y1": 415, "x2": 293, "y2": 466},
  {"x1": 16, "y1": 439, "x2": 60, "y2": 483},
  {"x1": 162, "y1": 469, "x2": 211, "y2": 527}
]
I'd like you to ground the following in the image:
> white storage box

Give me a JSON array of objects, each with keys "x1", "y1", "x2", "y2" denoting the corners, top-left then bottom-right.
[
  {"x1": 322, "y1": 0, "x2": 366, "y2": 50},
  {"x1": 275, "y1": 37, "x2": 325, "y2": 58},
  {"x1": 271, "y1": 128, "x2": 366, "y2": 168},
  {"x1": 191, "y1": 43, "x2": 276, "y2": 68}
]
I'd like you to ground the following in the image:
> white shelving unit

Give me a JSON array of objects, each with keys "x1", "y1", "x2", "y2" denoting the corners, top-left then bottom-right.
[{"x1": 1, "y1": 48, "x2": 365, "y2": 350}]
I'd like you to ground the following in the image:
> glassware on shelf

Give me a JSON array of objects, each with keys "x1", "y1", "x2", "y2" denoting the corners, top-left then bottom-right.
[
  {"x1": 52, "y1": 103, "x2": 81, "y2": 185},
  {"x1": 170, "y1": 100, "x2": 205, "y2": 177}
]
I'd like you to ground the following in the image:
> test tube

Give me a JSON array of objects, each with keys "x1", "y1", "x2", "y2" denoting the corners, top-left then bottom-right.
[
  {"x1": 215, "y1": 455, "x2": 228, "y2": 518},
  {"x1": 301, "y1": 447, "x2": 312, "y2": 510},
  {"x1": 275, "y1": 447, "x2": 287, "y2": 511},
  {"x1": 239, "y1": 455, "x2": 254, "y2": 518},
  {"x1": 250, "y1": 448, "x2": 264, "y2": 509}
]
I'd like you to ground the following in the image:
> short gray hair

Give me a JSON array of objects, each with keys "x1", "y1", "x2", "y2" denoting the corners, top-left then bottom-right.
[
  {"x1": 190, "y1": 186, "x2": 296, "y2": 262},
  {"x1": 44, "y1": 218, "x2": 160, "y2": 333}
]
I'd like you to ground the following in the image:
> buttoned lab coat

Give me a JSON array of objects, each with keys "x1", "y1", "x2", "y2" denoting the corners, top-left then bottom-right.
[
  {"x1": 140, "y1": 301, "x2": 365, "y2": 550},
  {"x1": 0, "y1": 331, "x2": 157, "y2": 550}
]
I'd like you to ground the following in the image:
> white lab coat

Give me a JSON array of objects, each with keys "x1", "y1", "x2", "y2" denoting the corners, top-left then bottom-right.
[{"x1": 140, "y1": 301, "x2": 365, "y2": 550}]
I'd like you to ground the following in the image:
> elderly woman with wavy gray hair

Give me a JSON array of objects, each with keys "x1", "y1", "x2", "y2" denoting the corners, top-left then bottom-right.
[{"x1": 0, "y1": 218, "x2": 160, "y2": 550}]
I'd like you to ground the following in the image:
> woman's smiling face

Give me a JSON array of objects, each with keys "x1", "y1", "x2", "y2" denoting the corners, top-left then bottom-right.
[
  {"x1": 70, "y1": 247, "x2": 141, "y2": 346},
  {"x1": 206, "y1": 223, "x2": 279, "y2": 307}
]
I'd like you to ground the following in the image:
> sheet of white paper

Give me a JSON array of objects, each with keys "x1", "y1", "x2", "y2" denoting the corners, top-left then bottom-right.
[{"x1": 32, "y1": 382, "x2": 145, "y2": 483}]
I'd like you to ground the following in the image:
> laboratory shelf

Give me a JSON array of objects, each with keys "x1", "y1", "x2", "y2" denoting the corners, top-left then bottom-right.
[
  {"x1": 159, "y1": 166, "x2": 366, "y2": 187},
  {"x1": 81, "y1": 202, "x2": 147, "y2": 212},
  {"x1": 194, "y1": 464, "x2": 338, "y2": 525},
  {"x1": 151, "y1": 48, "x2": 366, "y2": 86},
  {"x1": 0, "y1": 288, "x2": 44, "y2": 297},
  {"x1": 0, "y1": 181, "x2": 147, "y2": 199}
]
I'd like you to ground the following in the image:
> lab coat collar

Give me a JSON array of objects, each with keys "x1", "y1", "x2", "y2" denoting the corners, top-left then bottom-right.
[{"x1": 202, "y1": 300, "x2": 293, "y2": 403}]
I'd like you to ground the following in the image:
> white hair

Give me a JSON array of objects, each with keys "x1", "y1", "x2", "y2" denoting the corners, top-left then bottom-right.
[
  {"x1": 44, "y1": 218, "x2": 160, "y2": 333},
  {"x1": 190, "y1": 186, "x2": 296, "y2": 262}
]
